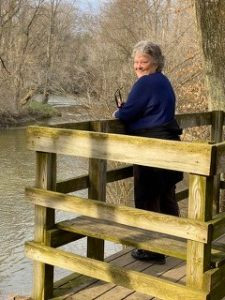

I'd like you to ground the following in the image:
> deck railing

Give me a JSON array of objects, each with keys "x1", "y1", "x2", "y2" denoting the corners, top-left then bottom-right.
[{"x1": 25, "y1": 110, "x2": 225, "y2": 300}]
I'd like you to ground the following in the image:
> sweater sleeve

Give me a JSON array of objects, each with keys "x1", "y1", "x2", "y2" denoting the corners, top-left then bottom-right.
[{"x1": 115, "y1": 76, "x2": 151, "y2": 122}]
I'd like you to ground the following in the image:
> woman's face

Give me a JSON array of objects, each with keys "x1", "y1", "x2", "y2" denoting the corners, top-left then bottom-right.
[{"x1": 133, "y1": 52, "x2": 157, "y2": 78}]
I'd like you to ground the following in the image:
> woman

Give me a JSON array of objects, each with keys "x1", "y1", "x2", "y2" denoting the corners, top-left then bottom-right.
[{"x1": 114, "y1": 41, "x2": 183, "y2": 264}]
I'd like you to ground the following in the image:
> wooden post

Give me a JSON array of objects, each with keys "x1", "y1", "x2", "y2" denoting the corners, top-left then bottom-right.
[
  {"x1": 186, "y1": 174, "x2": 213, "y2": 290},
  {"x1": 211, "y1": 111, "x2": 224, "y2": 214},
  {"x1": 32, "y1": 152, "x2": 56, "y2": 300},
  {"x1": 87, "y1": 121, "x2": 107, "y2": 260}
]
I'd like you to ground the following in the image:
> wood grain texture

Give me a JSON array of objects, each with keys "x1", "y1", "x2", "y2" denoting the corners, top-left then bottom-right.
[
  {"x1": 56, "y1": 216, "x2": 225, "y2": 267},
  {"x1": 25, "y1": 187, "x2": 210, "y2": 243},
  {"x1": 186, "y1": 175, "x2": 213, "y2": 290},
  {"x1": 27, "y1": 126, "x2": 214, "y2": 175},
  {"x1": 87, "y1": 121, "x2": 107, "y2": 260},
  {"x1": 33, "y1": 152, "x2": 56, "y2": 300},
  {"x1": 57, "y1": 216, "x2": 187, "y2": 260},
  {"x1": 25, "y1": 241, "x2": 209, "y2": 300}
]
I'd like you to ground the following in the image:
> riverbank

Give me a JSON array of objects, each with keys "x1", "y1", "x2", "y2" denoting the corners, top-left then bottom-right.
[{"x1": 0, "y1": 102, "x2": 61, "y2": 128}]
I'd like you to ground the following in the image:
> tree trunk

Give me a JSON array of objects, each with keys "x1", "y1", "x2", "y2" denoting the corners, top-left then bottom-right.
[{"x1": 194, "y1": 0, "x2": 225, "y2": 110}]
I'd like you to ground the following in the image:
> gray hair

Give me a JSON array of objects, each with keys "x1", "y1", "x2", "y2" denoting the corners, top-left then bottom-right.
[{"x1": 132, "y1": 41, "x2": 165, "y2": 72}]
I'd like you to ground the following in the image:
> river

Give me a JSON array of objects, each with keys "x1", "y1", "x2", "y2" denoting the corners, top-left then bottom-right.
[{"x1": 0, "y1": 96, "x2": 121, "y2": 299}]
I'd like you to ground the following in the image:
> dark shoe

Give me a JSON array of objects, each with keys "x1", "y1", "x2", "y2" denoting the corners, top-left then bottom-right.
[{"x1": 131, "y1": 249, "x2": 166, "y2": 264}]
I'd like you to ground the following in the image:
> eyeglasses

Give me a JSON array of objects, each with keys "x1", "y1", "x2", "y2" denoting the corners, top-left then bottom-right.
[{"x1": 114, "y1": 87, "x2": 123, "y2": 107}]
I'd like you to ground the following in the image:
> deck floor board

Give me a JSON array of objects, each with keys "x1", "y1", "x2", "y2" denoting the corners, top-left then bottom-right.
[{"x1": 52, "y1": 234, "x2": 225, "y2": 300}]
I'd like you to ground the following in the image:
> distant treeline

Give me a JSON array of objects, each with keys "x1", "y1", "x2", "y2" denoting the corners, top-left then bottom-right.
[{"x1": 0, "y1": 0, "x2": 206, "y2": 117}]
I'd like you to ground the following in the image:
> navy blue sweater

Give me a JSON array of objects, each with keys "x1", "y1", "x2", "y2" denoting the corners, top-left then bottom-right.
[{"x1": 115, "y1": 72, "x2": 176, "y2": 133}]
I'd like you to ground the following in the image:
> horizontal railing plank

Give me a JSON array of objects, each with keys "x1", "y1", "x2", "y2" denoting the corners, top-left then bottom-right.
[
  {"x1": 104, "y1": 112, "x2": 213, "y2": 133},
  {"x1": 56, "y1": 215, "x2": 225, "y2": 266},
  {"x1": 215, "y1": 141, "x2": 225, "y2": 174},
  {"x1": 50, "y1": 121, "x2": 91, "y2": 130},
  {"x1": 47, "y1": 111, "x2": 214, "y2": 134},
  {"x1": 56, "y1": 175, "x2": 89, "y2": 193},
  {"x1": 176, "y1": 112, "x2": 212, "y2": 129},
  {"x1": 176, "y1": 188, "x2": 189, "y2": 201},
  {"x1": 46, "y1": 228, "x2": 84, "y2": 247},
  {"x1": 56, "y1": 166, "x2": 133, "y2": 193},
  {"x1": 211, "y1": 212, "x2": 225, "y2": 240},
  {"x1": 204, "y1": 262, "x2": 225, "y2": 298},
  {"x1": 57, "y1": 216, "x2": 187, "y2": 260},
  {"x1": 25, "y1": 187, "x2": 210, "y2": 243},
  {"x1": 27, "y1": 126, "x2": 214, "y2": 175},
  {"x1": 25, "y1": 241, "x2": 208, "y2": 300}
]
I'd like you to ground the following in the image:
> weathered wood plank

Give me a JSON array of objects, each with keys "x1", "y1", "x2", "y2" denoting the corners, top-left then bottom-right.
[
  {"x1": 56, "y1": 166, "x2": 133, "y2": 193},
  {"x1": 214, "y1": 142, "x2": 225, "y2": 174},
  {"x1": 57, "y1": 216, "x2": 187, "y2": 260},
  {"x1": 51, "y1": 121, "x2": 90, "y2": 130},
  {"x1": 123, "y1": 257, "x2": 181, "y2": 300},
  {"x1": 106, "y1": 112, "x2": 212, "y2": 133},
  {"x1": 104, "y1": 257, "x2": 184, "y2": 300},
  {"x1": 25, "y1": 187, "x2": 210, "y2": 243},
  {"x1": 69, "y1": 258, "x2": 152, "y2": 300},
  {"x1": 186, "y1": 175, "x2": 213, "y2": 290},
  {"x1": 176, "y1": 188, "x2": 188, "y2": 202},
  {"x1": 33, "y1": 152, "x2": 56, "y2": 300},
  {"x1": 52, "y1": 111, "x2": 212, "y2": 136},
  {"x1": 211, "y1": 111, "x2": 224, "y2": 214},
  {"x1": 27, "y1": 126, "x2": 214, "y2": 175},
  {"x1": 54, "y1": 248, "x2": 132, "y2": 292},
  {"x1": 25, "y1": 241, "x2": 208, "y2": 300},
  {"x1": 46, "y1": 228, "x2": 84, "y2": 248},
  {"x1": 211, "y1": 212, "x2": 225, "y2": 240},
  {"x1": 204, "y1": 260, "x2": 225, "y2": 293},
  {"x1": 87, "y1": 121, "x2": 107, "y2": 260},
  {"x1": 176, "y1": 111, "x2": 212, "y2": 129},
  {"x1": 56, "y1": 174, "x2": 89, "y2": 193},
  {"x1": 57, "y1": 216, "x2": 225, "y2": 267},
  {"x1": 151, "y1": 262, "x2": 186, "y2": 300}
]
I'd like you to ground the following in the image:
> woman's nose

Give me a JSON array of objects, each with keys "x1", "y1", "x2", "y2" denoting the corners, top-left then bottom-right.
[{"x1": 136, "y1": 62, "x2": 142, "y2": 69}]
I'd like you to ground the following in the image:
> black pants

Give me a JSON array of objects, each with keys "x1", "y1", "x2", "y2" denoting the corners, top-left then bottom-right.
[{"x1": 133, "y1": 164, "x2": 180, "y2": 217}]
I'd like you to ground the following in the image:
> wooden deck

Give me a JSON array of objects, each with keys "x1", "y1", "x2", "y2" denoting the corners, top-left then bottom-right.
[{"x1": 52, "y1": 239, "x2": 225, "y2": 300}]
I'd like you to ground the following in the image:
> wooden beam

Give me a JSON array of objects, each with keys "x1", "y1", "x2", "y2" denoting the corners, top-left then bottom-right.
[
  {"x1": 32, "y1": 152, "x2": 56, "y2": 300},
  {"x1": 186, "y1": 175, "x2": 213, "y2": 290},
  {"x1": 25, "y1": 187, "x2": 210, "y2": 243},
  {"x1": 56, "y1": 166, "x2": 133, "y2": 194},
  {"x1": 46, "y1": 228, "x2": 84, "y2": 248},
  {"x1": 87, "y1": 121, "x2": 107, "y2": 260},
  {"x1": 103, "y1": 112, "x2": 212, "y2": 133},
  {"x1": 211, "y1": 111, "x2": 224, "y2": 214},
  {"x1": 214, "y1": 141, "x2": 225, "y2": 174},
  {"x1": 25, "y1": 241, "x2": 209, "y2": 300},
  {"x1": 56, "y1": 216, "x2": 225, "y2": 265},
  {"x1": 27, "y1": 126, "x2": 214, "y2": 175},
  {"x1": 176, "y1": 111, "x2": 212, "y2": 129},
  {"x1": 176, "y1": 188, "x2": 189, "y2": 202},
  {"x1": 56, "y1": 174, "x2": 89, "y2": 193},
  {"x1": 210, "y1": 212, "x2": 225, "y2": 240},
  {"x1": 204, "y1": 263, "x2": 225, "y2": 299},
  {"x1": 57, "y1": 216, "x2": 187, "y2": 260},
  {"x1": 50, "y1": 121, "x2": 90, "y2": 130}
]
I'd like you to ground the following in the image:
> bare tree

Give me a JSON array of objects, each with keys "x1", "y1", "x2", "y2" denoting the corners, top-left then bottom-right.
[{"x1": 194, "y1": 0, "x2": 225, "y2": 111}]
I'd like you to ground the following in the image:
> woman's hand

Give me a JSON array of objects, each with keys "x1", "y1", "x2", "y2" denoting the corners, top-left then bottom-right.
[{"x1": 112, "y1": 110, "x2": 118, "y2": 118}]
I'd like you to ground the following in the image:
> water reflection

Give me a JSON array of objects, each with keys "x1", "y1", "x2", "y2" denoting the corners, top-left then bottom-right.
[{"x1": 0, "y1": 127, "x2": 121, "y2": 299}]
